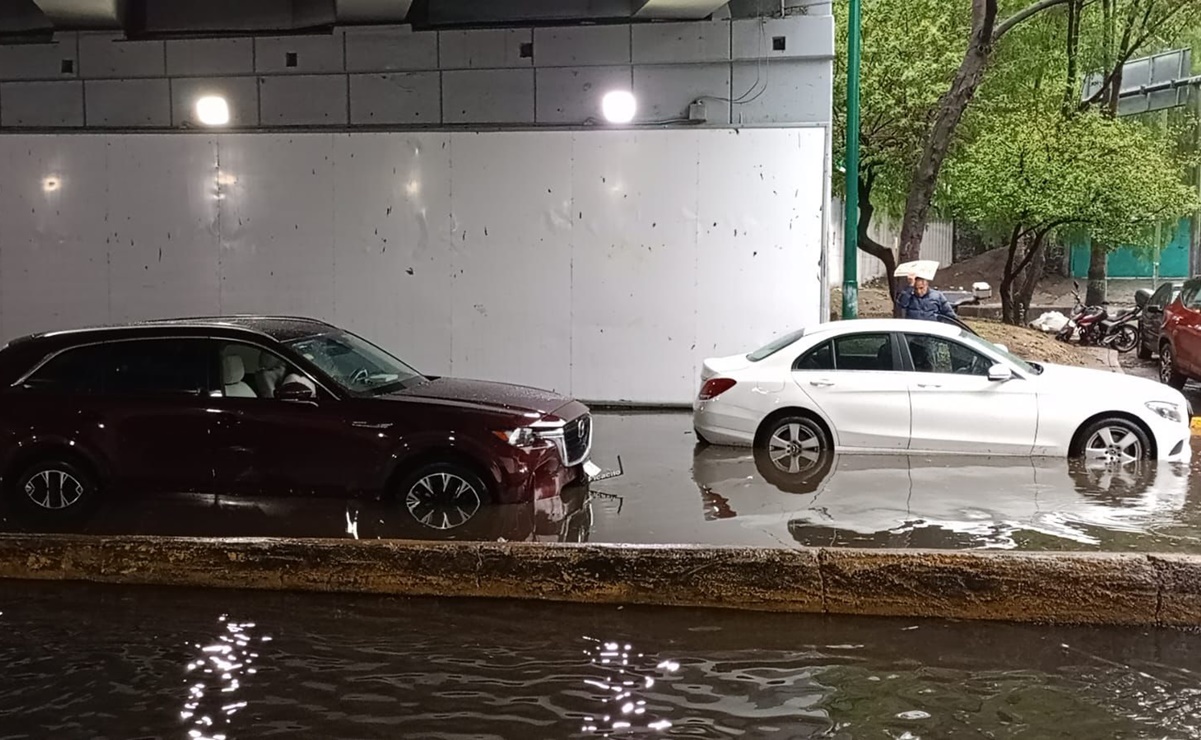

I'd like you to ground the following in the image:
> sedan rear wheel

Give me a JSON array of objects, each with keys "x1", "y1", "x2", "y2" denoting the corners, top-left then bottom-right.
[{"x1": 758, "y1": 416, "x2": 830, "y2": 474}]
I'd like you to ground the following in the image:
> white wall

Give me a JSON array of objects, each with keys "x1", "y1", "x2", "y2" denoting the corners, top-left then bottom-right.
[
  {"x1": 0, "y1": 127, "x2": 824, "y2": 404},
  {"x1": 828, "y1": 198, "x2": 955, "y2": 285}
]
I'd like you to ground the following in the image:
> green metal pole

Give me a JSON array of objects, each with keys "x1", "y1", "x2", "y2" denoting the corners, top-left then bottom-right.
[{"x1": 841, "y1": 0, "x2": 862, "y2": 320}]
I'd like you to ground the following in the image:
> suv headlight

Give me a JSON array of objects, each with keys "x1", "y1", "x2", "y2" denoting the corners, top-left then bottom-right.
[
  {"x1": 494, "y1": 428, "x2": 537, "y2": 447},
  {"x1": 1147, "y1": 401, "x2": 1183, "y2": 423}
]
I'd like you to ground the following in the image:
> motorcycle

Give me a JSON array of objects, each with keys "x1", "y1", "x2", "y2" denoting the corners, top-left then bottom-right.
[{"x1": 1055, "y1": 282, "x2": 1140, "y2": 352}]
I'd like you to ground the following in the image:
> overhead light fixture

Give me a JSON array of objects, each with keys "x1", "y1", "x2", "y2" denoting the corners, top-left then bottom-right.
[
  {"x1": 42, "y1": 176, "x2": 61, "y2": 193},
  {"x1": 601, "y1": 90, "x2": 637, "y2": 124},
  {"x1": 195, "y1": 96, "x2": 230, "y2": 126}
]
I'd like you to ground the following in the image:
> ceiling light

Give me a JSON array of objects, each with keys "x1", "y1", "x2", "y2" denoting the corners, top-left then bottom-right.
[
  {"x1": 602, "y1": 90, "x2": 637, "y2": 124},
  {"x1": 42, "y1": 176, "x2": 61, "y2": 193},
  {"x1": 195, "y1": 96, "x2": 230, "y2": 126}
]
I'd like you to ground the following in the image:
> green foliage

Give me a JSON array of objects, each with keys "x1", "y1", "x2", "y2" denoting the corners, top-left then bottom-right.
[
  {"x1": 946, "y1": 109, "x2": 1198, "y2": 247},
  {"x1": 833, "y1": 0, "x2": 968, "y2": 215}
]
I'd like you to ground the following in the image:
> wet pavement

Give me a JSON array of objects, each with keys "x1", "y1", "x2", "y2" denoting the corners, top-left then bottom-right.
[
  {"x1": 3, "y1": 580, "x2": 1201, "y2": 739},
  {"x1": 3, "y1": 412, "x2": 1201, "y2": 552}
]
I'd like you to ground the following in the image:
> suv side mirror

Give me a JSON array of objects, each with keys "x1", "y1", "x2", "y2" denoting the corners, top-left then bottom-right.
[
  {"x1": 276, "y1": 380, "x2": 316, "y2": 402},
  {"x1": 988, "y1": 363, "x2": 1013, "y2": 382}
]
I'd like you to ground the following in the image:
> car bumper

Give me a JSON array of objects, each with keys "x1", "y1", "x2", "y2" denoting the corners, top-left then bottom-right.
[
  {"x1": 1145, "y1": 412, "x2": 1191, "y2": 462},
  {"x1": 693, "y1": 401, "x2": 757, "y2": 447}
]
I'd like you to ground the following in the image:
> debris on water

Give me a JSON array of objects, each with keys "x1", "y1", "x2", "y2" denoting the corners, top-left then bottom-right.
[{"x1": 896, "y1": 710, "x2": 931, "y2": 720}]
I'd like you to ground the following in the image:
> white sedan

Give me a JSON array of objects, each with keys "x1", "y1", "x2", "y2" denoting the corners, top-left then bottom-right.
[{"x1": 694, "y1": 319, "x2": 1191, "y2": 463}]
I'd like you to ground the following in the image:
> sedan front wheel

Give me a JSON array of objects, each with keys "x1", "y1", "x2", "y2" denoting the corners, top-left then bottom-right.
[{"x1": 1071, "y1": 418, "x2": 1152, "y2": 464}]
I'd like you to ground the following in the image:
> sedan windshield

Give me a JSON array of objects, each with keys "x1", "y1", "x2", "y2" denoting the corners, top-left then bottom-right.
[
  {"x1": 957, "y1": 330, "x2": 1039, "y2": 375},
  {"x1": 286, "y1": 331, "x2": 425, "y2": 394}
]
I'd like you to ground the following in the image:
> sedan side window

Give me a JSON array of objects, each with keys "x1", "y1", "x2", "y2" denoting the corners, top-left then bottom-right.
[
  {"x1": 906, "y1": 335, "x2": 991, "y2": 376},
  {"x1": 794, "y1": 341, "x2": 834, "y2": 371},
  {"x1": 794, "y1": 334, "x2": 895, "y2": 371}
]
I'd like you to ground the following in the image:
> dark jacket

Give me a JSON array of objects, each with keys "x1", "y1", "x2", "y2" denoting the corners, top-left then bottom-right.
[{"x1": 896, "y1": 286, "x2": 956, "y2": 321}]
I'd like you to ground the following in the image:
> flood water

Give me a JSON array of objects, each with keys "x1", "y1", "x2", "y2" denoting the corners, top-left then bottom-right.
[
  {"x1": 3, "y1": 413, "x2": 1201, "y2": 552},
  {"x1": 3, "y1": 580, "x2": 1201, "y2": 739}
]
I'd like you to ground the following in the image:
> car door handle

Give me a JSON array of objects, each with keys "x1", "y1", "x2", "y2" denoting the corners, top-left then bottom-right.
[
  {"x1": 809, "y1": 380, "x2": 835, "y2": 388},
  {"x1": 917, "y1": 383, "x2": 942, "y2": 389}
]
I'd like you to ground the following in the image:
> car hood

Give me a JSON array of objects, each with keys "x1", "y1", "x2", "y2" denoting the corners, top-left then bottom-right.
[
  {"x1": 1034, "y1": 363, "x2": 1185, "y2": 402},
  {"x1": 386, "y1": 377, "x2": 577, "y2": 418}
]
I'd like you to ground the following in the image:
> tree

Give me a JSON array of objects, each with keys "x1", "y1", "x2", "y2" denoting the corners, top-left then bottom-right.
[
  {"x1": 894, "y1": 0, "x2": 1077, "y2": 302},
  {"x1": 1067, "y1": 0, "x2": 1201, "y2": 304},
  {"x1": 947, "y1": 110, "x2": 1197, "y2": 325},
  {"x1": 832, "y1": 0, "x2": 967, "y2": 297}
]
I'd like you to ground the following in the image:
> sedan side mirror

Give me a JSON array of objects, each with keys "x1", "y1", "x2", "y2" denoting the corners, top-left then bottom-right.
[
  {"x1": 276, "y1": 379, "x2": 316, "y2": 402},
  {"x1": 988, "y1": 363, "x2": 1013, "y2": 382}
]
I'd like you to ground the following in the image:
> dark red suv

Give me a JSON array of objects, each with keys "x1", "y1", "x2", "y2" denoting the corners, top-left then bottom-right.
[
  {"x1": 0, "y1": 317, "x2": 592, "y2": 527},
  {"x1": 1158, "y1": 278, "x2": 1201, "y2": 390}
]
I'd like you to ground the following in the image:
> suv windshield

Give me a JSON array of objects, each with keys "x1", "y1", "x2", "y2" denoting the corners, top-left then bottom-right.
[
  {"x1": 958, "y1": 330, "x2": 1039, "y2": 375},
  {"x1": 748, "y1": 329, "x2": 806, "y2": 362},
  {"x1": 286, "y1": 332, "x2": 425, "y2": 394}
]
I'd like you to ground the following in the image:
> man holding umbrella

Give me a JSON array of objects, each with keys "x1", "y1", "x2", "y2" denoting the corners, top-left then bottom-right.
[{"x1": 894, "y1": 260, "x2": 957, "y2": 322}]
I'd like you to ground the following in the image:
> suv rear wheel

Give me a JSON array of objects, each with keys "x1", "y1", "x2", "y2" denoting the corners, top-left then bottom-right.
[
  {"x1": 1160, "y1": 343, "x2": 1187, "y2": 389},
  {"x1": 8, "y1": 457, "x2": 100, "y2": 519}
]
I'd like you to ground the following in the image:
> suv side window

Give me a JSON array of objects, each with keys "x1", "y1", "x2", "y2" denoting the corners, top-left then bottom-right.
[
  {"x1": 218, "y1": 342, "x2": 304, "y2": 399},
  {"x1": 1183, "y1": 284, "x2": 1201, "y2": 310},
  {"x1": 906, "y1": 335, "x2": 992, "y2": 376},
  {"x1": 107, "y1": 340, "x2": 212, "y2": 396},
  {"x1": 22, "y1": 344, "x2": 110, "y2": 393}
]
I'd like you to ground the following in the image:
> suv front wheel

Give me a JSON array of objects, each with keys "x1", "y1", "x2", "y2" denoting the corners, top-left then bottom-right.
[
  {"x1": 1160, "y1": 343, "x2": 1187, "y2": 390},
  {"x1": 8, "y1": 457, "x2": 100, "y2": 519}
]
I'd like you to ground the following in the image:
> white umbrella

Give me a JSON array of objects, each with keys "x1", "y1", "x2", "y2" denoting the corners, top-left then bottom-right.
[{"x1": 894, "y1": 260, "x2": 940, "y2": 281}]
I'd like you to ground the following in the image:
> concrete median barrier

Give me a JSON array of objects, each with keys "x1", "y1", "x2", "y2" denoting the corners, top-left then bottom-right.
[{"x1": 0, "y1": 534, "x2": 1197, "y2": 627}]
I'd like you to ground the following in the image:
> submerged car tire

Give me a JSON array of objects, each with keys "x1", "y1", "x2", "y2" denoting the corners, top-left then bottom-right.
[
  {"x1": 756, "y1": 414, "x2": 831, "y2": 460},
  {"x1": 1160, "y1": 343, "x2": 1187, "y2": 390},
  {"x1": 1070, "y1": 417, "x2": 1153, "y2": 463},
  {"x1": 7, "y1": 457, "x2": 99, "y2": 519},
  {"x1": 395, "y1": 463, "x2": 491, "y2": 532}
]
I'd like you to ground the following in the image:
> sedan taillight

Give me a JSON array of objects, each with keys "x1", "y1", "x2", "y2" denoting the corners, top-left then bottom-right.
[{"x1": 698, "y1": 378, "x2": 736, "y2": 400}]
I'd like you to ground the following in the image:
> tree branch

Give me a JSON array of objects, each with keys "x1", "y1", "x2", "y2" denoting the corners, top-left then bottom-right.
[{"x1": 994, "y1": 0, "x2": 1074, "y2": 40}]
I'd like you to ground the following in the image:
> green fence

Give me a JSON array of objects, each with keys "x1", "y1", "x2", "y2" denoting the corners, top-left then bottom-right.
[{"x1": 1069, "y1": 218, "x2": 1191, "y2": 279}]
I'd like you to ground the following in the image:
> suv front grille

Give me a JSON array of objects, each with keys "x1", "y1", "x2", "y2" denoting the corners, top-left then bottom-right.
[{"x1": 563, "y1": 415, "x2": 592, "y2": 466}]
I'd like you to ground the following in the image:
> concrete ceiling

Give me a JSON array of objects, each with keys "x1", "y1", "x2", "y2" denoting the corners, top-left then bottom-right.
[{"x1": 0, "y1": 0, "x2": 738, "y2": 38}]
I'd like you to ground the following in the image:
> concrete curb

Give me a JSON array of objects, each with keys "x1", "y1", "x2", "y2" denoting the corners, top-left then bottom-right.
[{"x1": 2, "y1": 534, "x2": 1200, "y2": 627}]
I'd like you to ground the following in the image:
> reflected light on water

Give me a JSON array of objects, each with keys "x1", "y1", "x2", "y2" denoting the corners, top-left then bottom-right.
[
  {"x1": 580, "y1": 636, "x2": 677, "y2": 736},
  {"x1": 179, "y1": 614, "x2": 267, "y2": 740}
]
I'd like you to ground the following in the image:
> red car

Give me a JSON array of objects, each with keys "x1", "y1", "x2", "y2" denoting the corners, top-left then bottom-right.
[
  {"x1": 1158, "y1": 278, "x2": 1201, "y2": 390},
  {"x1": 0, "y1": 317, "x2": 591, "y2": 527}
]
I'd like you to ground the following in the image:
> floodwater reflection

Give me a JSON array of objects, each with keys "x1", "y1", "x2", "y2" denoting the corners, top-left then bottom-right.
[
  {"x1": 0, "y1": 486, "x2": 593, "y2": 544},
  {"x1": 693, "y1": 445, "x2": 1195, "y2": 550}
]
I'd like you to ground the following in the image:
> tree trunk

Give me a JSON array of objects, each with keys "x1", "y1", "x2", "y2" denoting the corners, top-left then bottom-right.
[
  {"x1": 1061, "y1": 0, "x2": 1080, "y2": 115},
  {"x1": 854, "y1": 171, "x2": 899, "y2": 302},
  {"x1": 998, "y1": 226, "x2": 1023, "y2": 325},
  {"x1": 1086, "y1": 242, "x2": 1108, "y2": 305},
  {"x1": 895, "y1": 0, "x2": 998, "y2": 269},
  {"x1": 1013, "y1": 236, "x2": 1048, "y2": 325}
]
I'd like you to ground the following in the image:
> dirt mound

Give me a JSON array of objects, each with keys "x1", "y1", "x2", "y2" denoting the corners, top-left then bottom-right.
[
  {"x1": 967, "y1": 319, "x2": 1108, "y2": 369},
  {"x1": 933, "y1": 248, "x2": 1009, "y2": 291}
]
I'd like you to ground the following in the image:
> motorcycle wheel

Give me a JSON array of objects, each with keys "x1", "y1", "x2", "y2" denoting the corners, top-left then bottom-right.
[{"x1": 1113, "y1": 324, "x2": 1138, "y2": 353}]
